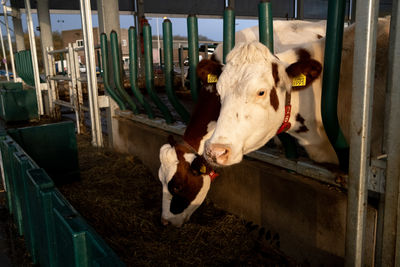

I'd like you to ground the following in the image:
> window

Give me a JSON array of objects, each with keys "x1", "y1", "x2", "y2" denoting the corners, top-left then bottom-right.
[
  {"x1": 122, "y1": 39, "x2": 127, "y2": 46},
  {"x1": 76, "y1": 39, "x2": 84, "y2": 47}
]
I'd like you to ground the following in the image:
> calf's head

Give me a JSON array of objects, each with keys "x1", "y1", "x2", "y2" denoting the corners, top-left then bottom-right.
[
  {"x1": 205, "y1": 41, "x2": 322, "y2": 166},
  {"x1": 158, "y1": 137, "x2": 216, "y2": 227}
]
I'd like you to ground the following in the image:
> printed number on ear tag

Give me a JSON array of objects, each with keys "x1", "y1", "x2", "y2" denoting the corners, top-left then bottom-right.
[
  {"x1": 292, "y1": 73, "x2": 306, "y2": 87},
  {"x1": 207, "y1": 74, "x2": 218, "y2": 83},
  {"x1": 200, "y1": 164, "x2": 207, "y2": 174}
]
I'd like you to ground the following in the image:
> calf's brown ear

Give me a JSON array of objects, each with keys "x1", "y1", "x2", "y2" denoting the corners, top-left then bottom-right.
[{"x1": 285, "y1": 59, "x2": 322, "y2": 90}]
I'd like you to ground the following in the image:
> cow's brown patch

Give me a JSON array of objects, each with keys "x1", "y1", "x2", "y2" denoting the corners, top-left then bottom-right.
[
  {"x1": 270, "y1": 87, "x2": 279, "y2": 111},
  {"x1": 296, "y1": 48, "x2": 311, "y2": 61},
  {"x1": 295, "y1": 125, "x2": 309, "y2": 133},
  {"x1": 296, "y1": 113, "x2": 305, "y2": 124},
  {"x1": 271, "y1": 63, "x2": 280, "y2": 86}
]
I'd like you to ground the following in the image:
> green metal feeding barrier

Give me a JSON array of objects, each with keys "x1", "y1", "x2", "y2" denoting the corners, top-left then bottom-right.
[
  {"x1": 128, "y1": 27, "x2": 155, "y2": 118},
  {"x1": 143, "y1": 23, "x2": 174, "y2": 124},
  {"x1": 187, "y1": 14, "x2": 199, "y2": 101},
  {"x1": 110, "y1": 30, "x2": 139, "y2": 114},
  {"x1": 162, "y1": 19, "x2": 191, "y2": 123},
  {"x1": 99, "y1": 33, "x2": 127, "y2": 110}
]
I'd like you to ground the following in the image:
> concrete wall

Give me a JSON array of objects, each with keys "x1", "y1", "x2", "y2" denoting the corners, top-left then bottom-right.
[{"x1": 111, "y1": 113, "x2": 377, "y2": 266}]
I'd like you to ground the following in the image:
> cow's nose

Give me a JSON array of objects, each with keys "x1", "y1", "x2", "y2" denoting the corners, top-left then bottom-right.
[
  {"x1": 161, "y1": 217, "x2": 170, "y2": 226},
  {"x1": 206, "y1": 143, "x2": 231, "y2": 165}
]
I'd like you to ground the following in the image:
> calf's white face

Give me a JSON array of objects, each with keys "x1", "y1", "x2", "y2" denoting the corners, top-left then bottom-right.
[{"x1": 205, "y1": 42, "x2": 322, "y2": 166}]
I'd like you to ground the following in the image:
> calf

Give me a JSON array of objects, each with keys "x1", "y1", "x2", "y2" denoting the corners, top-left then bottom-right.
[
  {"x1": 158, "y1": 58, "x2": 222, "y2": 227},
  {"x1": 205, "y1": 18, "x2": 390, "y2": 167}
]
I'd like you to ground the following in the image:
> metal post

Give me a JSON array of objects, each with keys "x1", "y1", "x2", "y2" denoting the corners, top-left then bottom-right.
[
  {"x1": 163, "y1": 19, "x2": 190, "y2": 123},
  {"x1": 24, "y1": 0, "x2": 44, "y2": 115},
  {"x1": 2, "y1": 2, "x2": 16, "y2": 81},
  {"x1": 67, "y1": 43, "x2": 81, "y2": 134},
  {"x1": 223, "y1": 7, "x2": 235, "y2": 64},
  {"x1": 258, "y1": 0, "x2": 274, "y2": 52},
  {"x1": 72, "y1": 43, "x2": 84, "y2": 131},
  {"x1": 46, "y1": 46, "x2": 56, "y2": 115},
  {"x1": 79, "y1": 0, "x2": 103, "y2": 147},
  {"x1": 321, "y1": 0, "x2": 349, "y2": 171},
  {"x1": 380, "y1": 0, "x2": 400, "y2": 265},
  {"x1": 187, "y1": 14, "x2": 199, "y2": 101},
  {"x1": 37, "y1": 0, "x2": 53, "y2": 82},
  {"x1": 0, "y1": 20, "x2": 9, "y2": 81},
  {"x1": 143, "y1": 23, "x2": 174, "y2": 123},
  {"x1": 345, "y1": 0, "x2": 379, "y2": 266}
]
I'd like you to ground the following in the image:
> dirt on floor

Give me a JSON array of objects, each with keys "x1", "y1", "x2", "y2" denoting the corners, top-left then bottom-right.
[{"x1": 57, "y1": 134, "x2": 298, "y2": 266}]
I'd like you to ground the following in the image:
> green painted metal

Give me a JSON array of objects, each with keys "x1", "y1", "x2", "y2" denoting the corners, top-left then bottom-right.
[
  {"x1": 99, "y1": 33, "x2": 127, "y2": 110},
  {"x1": 321, "y1": 0, "x2": 349, "y2": 170},
  {"x1": 223, "y1": 8, "x2": 235, "y2": 64},
  {"x1": 13, "y1": 50, "x2": 44, "y2": 87},
  {"x1": 110, "y1": 30, "x2": 139, "y2": 114},
  {"x1": 143, "y1": 23, "x2": 174, "y2": 123},
  {"x1": 0, "y1": 88, "x2": 38, "y2": 122},
  {"x1": 0, "y1": 136, "x2": 16, "y2": 212},
  {"x1": 257, "y1": 1, "x2": 298, "y2": 159},
  {"x1": 258, "y1": 0, "x2": 274, "y2": 52},
  {"x1": 163, "y1": 19, "x2": 190, "y2": 123},
  {"x1": 0, "y1": 82, "x2": 23, "y2": 90},
  {"x1": 7, "y1": 121, "x2": 80, "y2": 185},
  {"x1": 128, "y1": 27, "x2": 155, "y2": 118},
  {"x1": 187, "y1": 15, "x2": 199, "y2": 101}
]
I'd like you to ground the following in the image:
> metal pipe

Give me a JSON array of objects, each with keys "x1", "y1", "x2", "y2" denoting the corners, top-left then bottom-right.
[
  {"x1": 128, "y1": 26, "x2": 154, "y2": 118},
  {"x1": 258, "y1": 0, "x2": 274, "y2": 52},
  {"x1": 381, "y1": 0, "x2": 400, "y2": 265},
  {"x1": 99, "y1": 33, "x2": 126, "y2": 110},
  {"x1": 163, "y1": 19, "x2": 190, "y2": 123},
  {"x1": 79, "y1": 0, "x2": 103, "y2": 147},
  {"x1": 345, "y1": 0, "x2": 379, "y2": 266},
  {"x1": 2, "y1": 2, "x2": 16, "y2": 81},
  {"x1": 178, "y1": 44, "x2": 185, "y2": 88},
  {"x1": 321, "y1": 0, "x2": 349, "y2": 171},
  {"x1": 72, "y1": 43, "x2": 84, "y2": 131},
  {"x1": 47, "y1": 48, "x2": 69, "y2": 54},
  {"x1": 143, "y1": 23, "x2": 173, "y2": 123},
  {"x1": 0, "y1": 18, "x2": 9, "y2": 81},
  {"x1": 223, "y1": 7, "x2": 235, "y2": 64},
  {"x1": 187, "y1": 14, "x2": 199, "y2": 101},
  {"x1": 24, "y1": 0, "x2": 44, "y2": 115},
  {"x1": 67, "y1": 43, "x2": 81, "y2": 134},
  {"x1": 45, "y1": 46, "x2": 56, "y2": 115},
  {"x1": 110, "y1": 30, "x2": 138, "y2": 114}
]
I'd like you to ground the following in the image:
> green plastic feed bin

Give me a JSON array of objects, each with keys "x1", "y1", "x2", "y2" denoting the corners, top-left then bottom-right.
[{"x1": 0, "y1": 88, "x2": 38, "y2": 122}]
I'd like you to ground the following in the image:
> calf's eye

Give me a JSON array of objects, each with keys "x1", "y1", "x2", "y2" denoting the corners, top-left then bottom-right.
[{"x1": 257, "y1": 90, "x2": 265, "y2": 96}]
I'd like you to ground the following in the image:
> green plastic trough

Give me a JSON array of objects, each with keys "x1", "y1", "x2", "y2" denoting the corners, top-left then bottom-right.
[{"x1": 0, "y1": 88, "x2": 38, "y2": 122}]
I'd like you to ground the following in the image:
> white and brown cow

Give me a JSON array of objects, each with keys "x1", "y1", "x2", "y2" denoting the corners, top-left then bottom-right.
[
  {"x1": 159, "y1": 59, "x2": 222, "y2": 227},
  {"x1": 205, "y1": 17, "x2": 390, "y2": 168}
]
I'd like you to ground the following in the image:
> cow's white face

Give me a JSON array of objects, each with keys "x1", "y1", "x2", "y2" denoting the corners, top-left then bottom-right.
[
  {"x1": 205, "y1": 42, "x2": 290, "y2": 166},
  {"x1": 158, "y1": 144, "x2": 211, "y2": 227},
  {"x1": 205, "y1": 41, "x2": 322, "y2": 166}
]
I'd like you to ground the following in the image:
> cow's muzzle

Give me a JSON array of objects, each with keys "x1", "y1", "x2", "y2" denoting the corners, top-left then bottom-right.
[{"x1": 205, "y1": 143, "x2": 231, "y2": 166}]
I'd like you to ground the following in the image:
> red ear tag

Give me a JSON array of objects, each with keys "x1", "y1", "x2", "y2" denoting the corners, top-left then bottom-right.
[{"x1": 209, "y1": 170, "x2": 219, "y2": 182}]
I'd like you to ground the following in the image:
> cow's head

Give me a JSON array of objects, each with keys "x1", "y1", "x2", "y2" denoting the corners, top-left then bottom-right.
[
  {"x1": 158, "y1": 136, "x2": 215, "y2": 227},
  {"x1": 205, "y1": 41, "x2": 322, "y2": 166}
]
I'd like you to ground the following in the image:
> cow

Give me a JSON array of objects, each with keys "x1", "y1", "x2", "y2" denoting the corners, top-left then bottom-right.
[
  {"x1": 213, "y1": 19, "x2": 326, "y2": 62},
  {"x1": 158, "y1": 20, "x2": 330, "y2": 227},
  {"x1": 204, "y1": 17, "x2": 390, "y2": 168},
  {"x1": 159, "y1": 58, "x2": 222, "y2": 227}
]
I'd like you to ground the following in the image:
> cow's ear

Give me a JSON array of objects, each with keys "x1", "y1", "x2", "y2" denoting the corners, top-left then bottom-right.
[
  {"x1": 168, "y1": 135, "x2": 177, "y2": 147},
  {"x1": 285, "y1": 59, "x2": 322, "y2": 90},
  {"x1": 196, "y1": 59, "x2": 222, "y2": 85}
]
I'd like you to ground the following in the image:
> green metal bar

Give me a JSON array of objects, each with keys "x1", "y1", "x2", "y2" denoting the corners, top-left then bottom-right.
[
  {"x1": 321, "y1": 0, "x2": 349, "y2": 171},
  {"x1": 187, "y1": 14, "x2": 199, "y2": 101},
  {"x1": 163, "y1": 19, "x2": 190, "y2": 123},
  {"x1": 128, "y1": 26, "x2": 154, "y2": 118},
  {"x1": 110, "y1": 31, "x2": 138, "y2": 114},
  {"x1": 258, "y1": 0, "x2": 298, "y2": 160},
  {"x1": 223, "y1": 7, "x2": 235, "y2": 64},
  {"x1": 99, "y1": 33, "x2": 127, "y2": 110},
  {"x1": 258, "y1": 0, "x2": 274, "y2": 52},
  {"x1": 143, "y1": 23, "x2": 174, "y2": 123}
]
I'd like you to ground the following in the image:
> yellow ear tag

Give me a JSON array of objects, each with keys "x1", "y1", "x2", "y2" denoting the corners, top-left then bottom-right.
[
  {"x1": 292, "y1": 73, "x2": 307, "y2": 87},
  {"x1": 207, "y1": 74, "x2": 218, "y2": 83},
  {"x1": 200, "y1": 164, "x2": 207, "y2": 174}
]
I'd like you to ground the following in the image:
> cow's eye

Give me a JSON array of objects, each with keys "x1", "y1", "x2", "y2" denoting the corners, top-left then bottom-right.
[
  {"x1": 257, "y1": 90, "x2": 265, "y2": 96},
  {"x1": 173, "y1": 185, "x2": 182, "y2": 194}
]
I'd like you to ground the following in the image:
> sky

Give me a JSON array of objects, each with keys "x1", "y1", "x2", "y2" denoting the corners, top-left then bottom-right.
[{"x1": 1, "y1": 12, "x2": 259, "y2": 42}]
